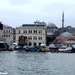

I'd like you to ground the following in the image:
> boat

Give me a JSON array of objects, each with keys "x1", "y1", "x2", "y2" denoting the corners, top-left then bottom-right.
[
  {"x1": 49, "y1": 45, "x2": 75, "y2": 53},
  {"x1": 29, "y1": 46, "x2": 36, "y2": 52},
  {"x1": 48, "y1": 43, "x2": 58, "y2": 52},
  {"x1": 23, "y1": 45, "x2": 29, "y2": 51},
  {"x1": 0, "y1": 41, "x2": 9, "y2": 51},
  {"x1": 14, "y1": 45, "x2": 23, "y2": 50},
  {"x1": 58, "y1": 46, "x2": 72, "y2": 53},
  {"x1": 39, "y1": 44, "x2": 48, "y2": 52},
  {"x1": 48, "y1": 43, "x2": 75, "y2": 53}
]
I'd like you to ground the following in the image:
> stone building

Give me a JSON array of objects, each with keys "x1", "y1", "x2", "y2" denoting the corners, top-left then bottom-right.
[
  {"x1": 16, "y1": 21, "x2": 46, "y2": 46},
  {"x1": 2, "y1": 25, "x2": 15, "y2": 45}
]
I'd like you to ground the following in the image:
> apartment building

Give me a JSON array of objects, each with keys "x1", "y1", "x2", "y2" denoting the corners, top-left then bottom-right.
[{"x1": 2, "y1": 25, "x2": 15, "y2": 45}]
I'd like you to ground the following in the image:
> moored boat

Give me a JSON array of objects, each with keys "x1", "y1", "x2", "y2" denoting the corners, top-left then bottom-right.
[{"x1": 0, "y1": 41, "x2": 9, "y2": 51}]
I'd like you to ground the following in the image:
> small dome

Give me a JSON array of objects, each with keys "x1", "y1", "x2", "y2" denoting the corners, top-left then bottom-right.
[{"x1": 60, "y1": 32, "x2": 73, "y2": 37}]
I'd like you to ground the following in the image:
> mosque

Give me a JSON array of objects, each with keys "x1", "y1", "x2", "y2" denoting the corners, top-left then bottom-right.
[
  {"x1": 53, "y1": 32, "x2": 75, "y2": 45},
  {"x1": 53, "y1": 12, "x2": 75, "y2": 45}
]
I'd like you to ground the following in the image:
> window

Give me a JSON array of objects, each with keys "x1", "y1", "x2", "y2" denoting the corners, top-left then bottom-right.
[
  {"x1": 19, "y1": 30, "x2": 20, "y2": 33},
  {"x1": 28, "y1": 36, "x2": 32, "y2": 40},
  {"x1": 38, "y1": 30, "x2": 42, "y2": 33},
  {"x1": 4, "y1": 35, "x2": 5, "y2": 37},
  {"x1": 9, "y1": 35, "x2": 10, "y2": 37},
  {"x1": 6, "y1": 35, "x2": 8, "y2": 37},
  {"x1": 28, "y1": 30, "x2": 32, "y2": 33},
  {"x1": 38, "y1": 36, "x2": 42, "y2": 40},
  {"x1": 6, "y1": 30, "x2": 8, "y2": 33},
  {"x1": 38, "y1": 42, "x2": 41, "y2": 46},
  {"x1": 4, "y1": 30, "x2": 5, "y2": 33},
  {"x1": 34, "y1": 30, "x2": 37, "y2": 33},
  {"x1": 33, "y1": 36, "x2": 37, "y2": 40},
  {"x1": 9, "y1": 30, "x2": 10, "y2": 33},
  {"x1": 29, "y1": 42, "x2": 32, "y2": 46},
  {"x1": 23, "y1": 30, "x2": 27, "y2": 33},
  {"x1": 34, "y1": 42, "x2": 36, "y2": 46}
]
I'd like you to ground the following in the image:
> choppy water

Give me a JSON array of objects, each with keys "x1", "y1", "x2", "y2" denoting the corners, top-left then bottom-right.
[{"x1": 0, "y1": 51, "x2": 75, "y2": 75}]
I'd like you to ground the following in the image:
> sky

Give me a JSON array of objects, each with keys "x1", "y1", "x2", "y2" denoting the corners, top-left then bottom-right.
[{"x1": 0, "y1": 0, "x2": 75, "y2": 28}]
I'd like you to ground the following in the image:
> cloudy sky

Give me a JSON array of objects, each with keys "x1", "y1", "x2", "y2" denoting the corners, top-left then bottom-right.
[{"x1": 0, "y1": 0, "x2": 75, "y2": 28}]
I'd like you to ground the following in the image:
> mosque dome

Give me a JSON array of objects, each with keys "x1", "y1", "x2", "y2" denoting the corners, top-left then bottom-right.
[
  {"x1": 60, "y1": 32, "x2": 73, "y2": 37},
  {"x1": 47, "y1": 23, "x2": 58, "y2": 29}
]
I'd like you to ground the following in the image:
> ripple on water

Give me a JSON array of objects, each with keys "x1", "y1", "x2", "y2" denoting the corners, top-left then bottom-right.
[{"x1": 0, "y1": 51, "x2": 75, "y2": 75}]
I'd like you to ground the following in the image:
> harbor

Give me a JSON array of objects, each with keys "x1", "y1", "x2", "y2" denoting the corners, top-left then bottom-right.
[
  {"x1": 0, "y1": 0, "x2": 75, "y2": 75},
  {"x1": 0, "y1": 40, "x2": 75, "y2": 53}
]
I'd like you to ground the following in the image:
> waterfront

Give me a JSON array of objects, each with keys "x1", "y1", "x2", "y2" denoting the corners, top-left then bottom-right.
[{"x1": 0, "y1": 51, "x2": 75, "y2": 75}]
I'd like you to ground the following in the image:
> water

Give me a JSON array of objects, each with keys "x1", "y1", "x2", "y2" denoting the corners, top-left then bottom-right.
[{"x1": 0, "y1": 51, "x2": 75, "y2": 75}]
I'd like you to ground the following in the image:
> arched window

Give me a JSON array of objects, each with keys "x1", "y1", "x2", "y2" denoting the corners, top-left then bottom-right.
[
  {"x1": 34, "y1": 42, "x2": 36, "y2": 46},
  {"x1": 29, "y1": 42, "x2": 32, "y2": 46},
  {"x1": 38, "y1": 42, "x2": 41, "y2": 46}
]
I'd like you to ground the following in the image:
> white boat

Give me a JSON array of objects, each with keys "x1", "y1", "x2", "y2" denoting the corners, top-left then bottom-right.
[{"x1": 58, "y1": 46, "x2": 72, "y2": 53}]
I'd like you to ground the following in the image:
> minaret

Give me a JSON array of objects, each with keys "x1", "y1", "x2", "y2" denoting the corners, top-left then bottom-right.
[{"x1": 62, "y1": 12, "x2": 64, "y2": 29}]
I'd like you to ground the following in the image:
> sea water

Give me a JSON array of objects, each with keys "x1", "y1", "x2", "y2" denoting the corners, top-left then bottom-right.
[{"x1": 0, "y1": 51, "x2": 75, "y2": 75}]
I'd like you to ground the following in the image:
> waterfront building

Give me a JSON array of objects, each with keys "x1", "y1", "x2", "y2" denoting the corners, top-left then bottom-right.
[
  {"x1": 2, "y1": 25, "x2": 15, "y2": 45},
  {"x1": 16, "y1": 21, "x2": 46, "y2": 46}
]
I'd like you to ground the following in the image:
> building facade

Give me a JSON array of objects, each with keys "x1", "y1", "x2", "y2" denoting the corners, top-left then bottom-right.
[
  {"x1": 2, "y1": 25, "x2": 15, "y2": 45},
  {"x1": 16, "y1": 21, "x2": 46, "y2": 46}
]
